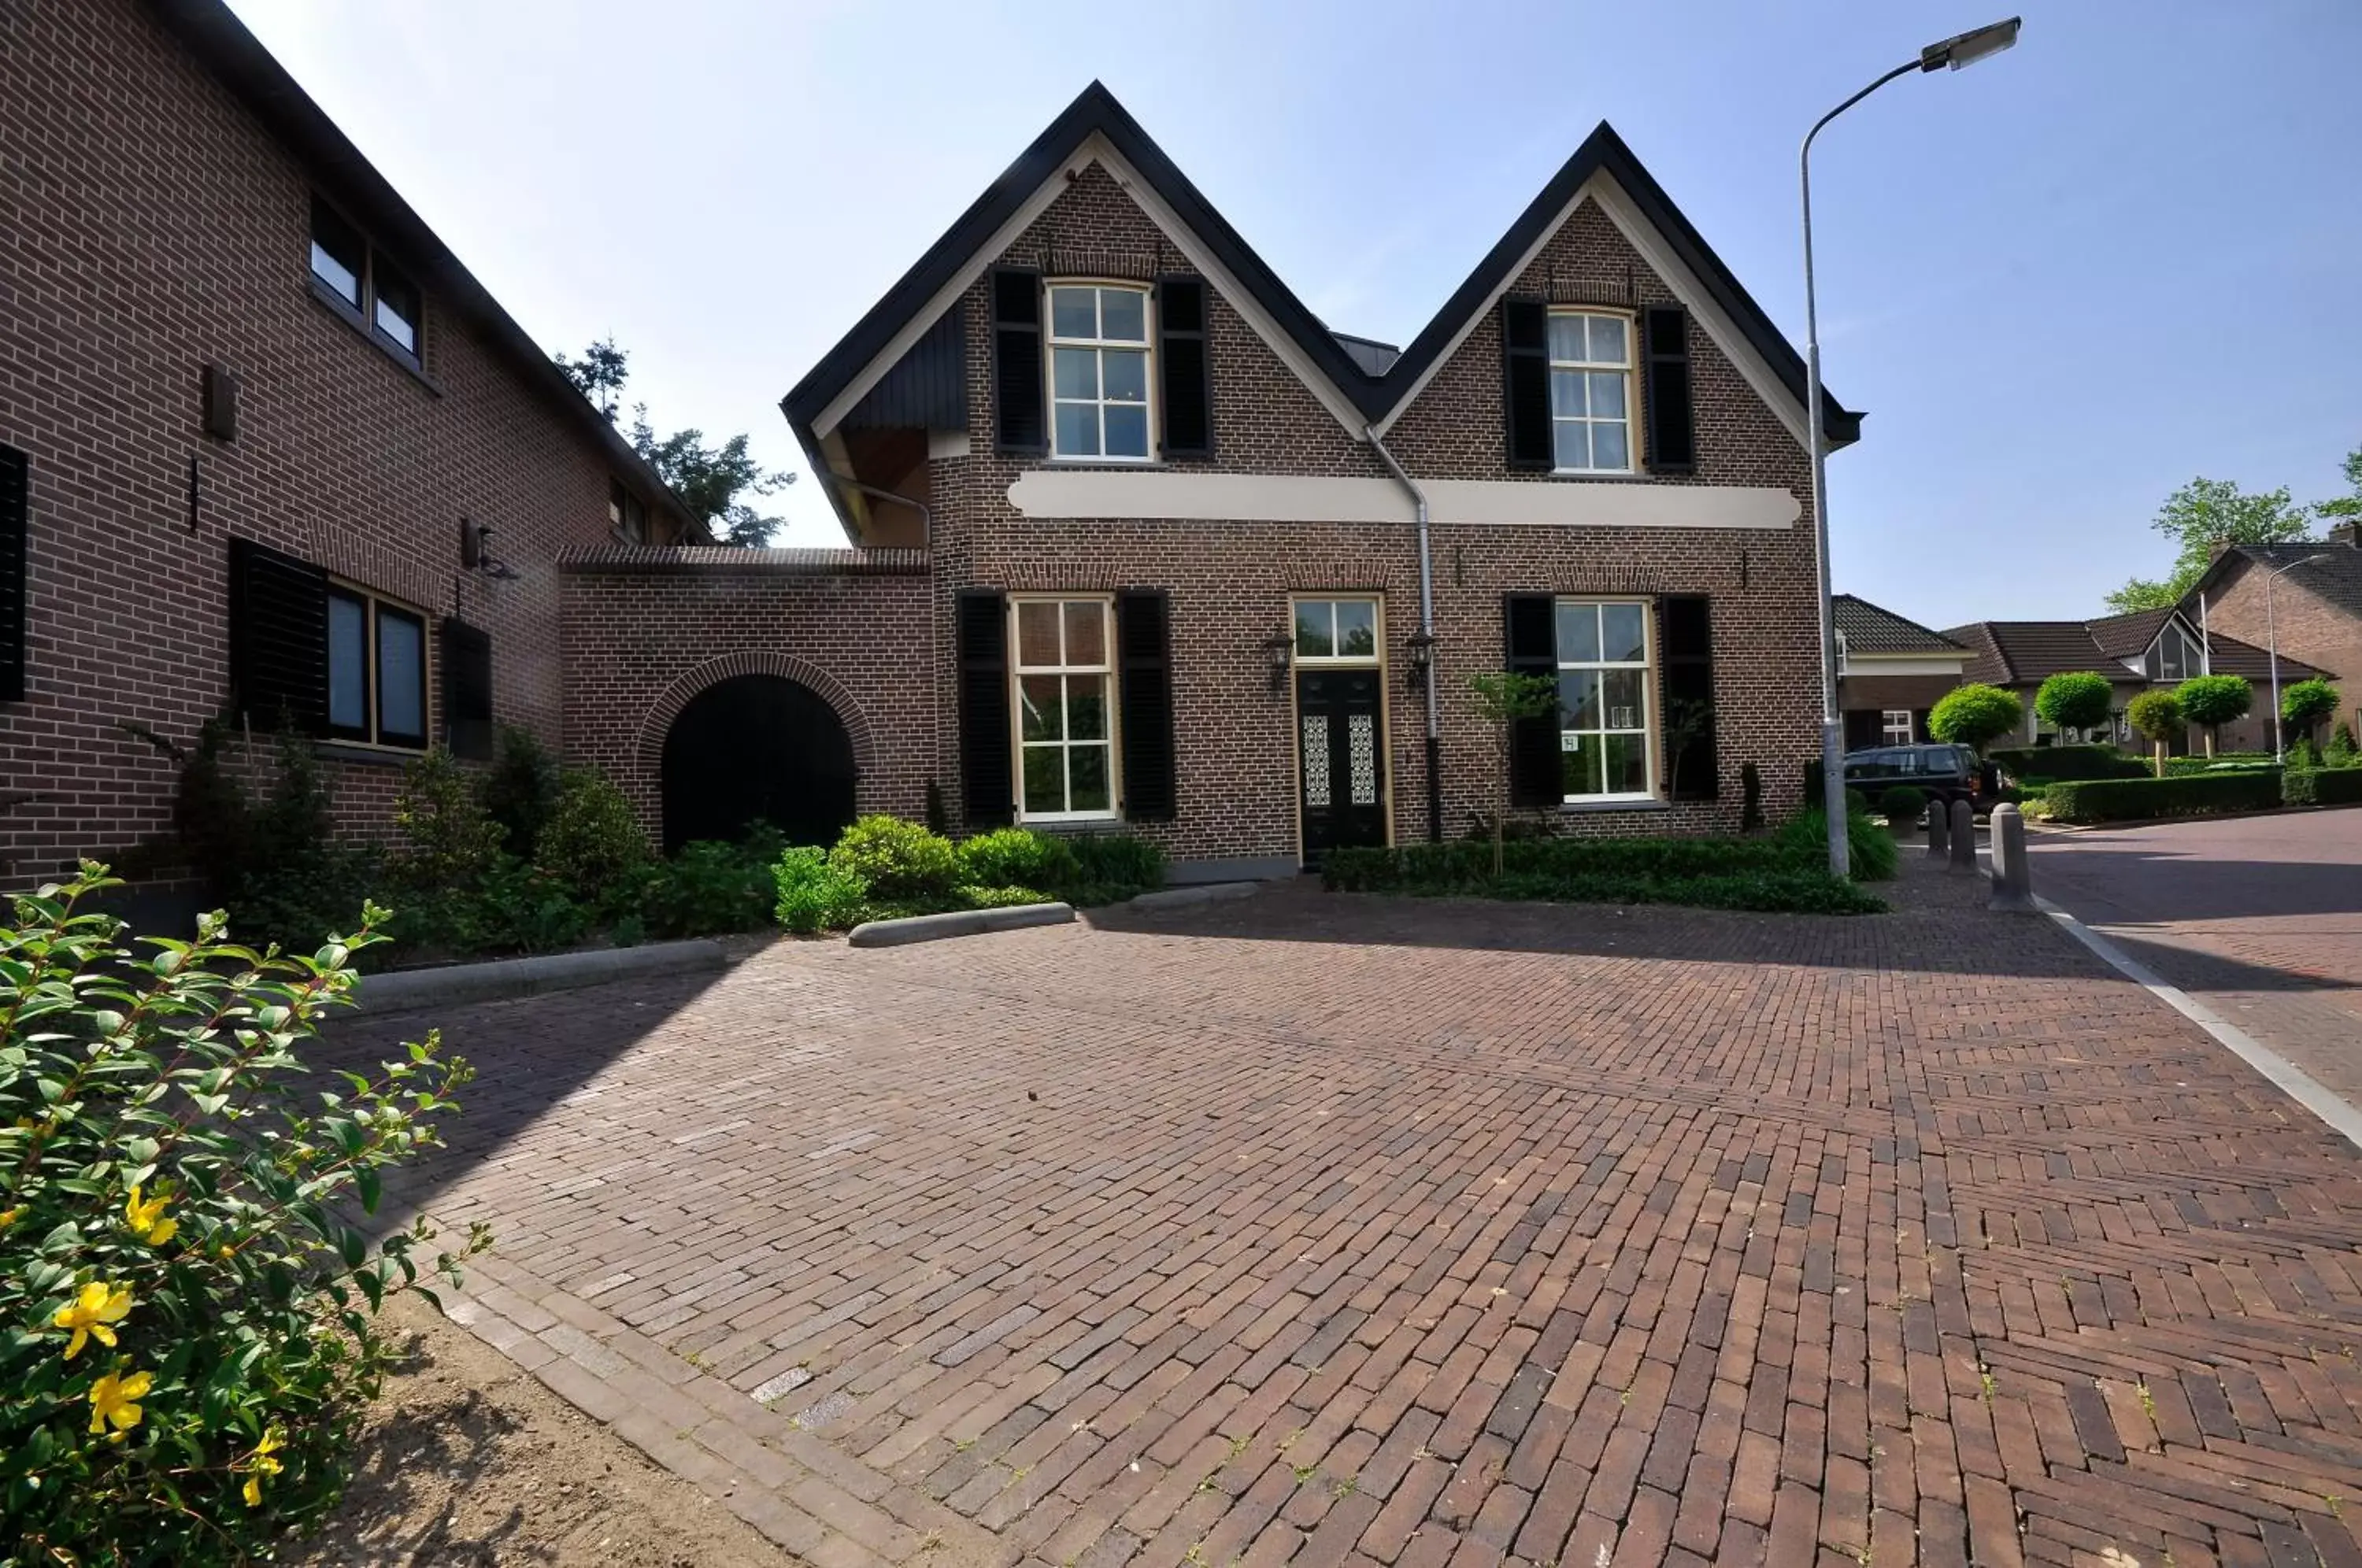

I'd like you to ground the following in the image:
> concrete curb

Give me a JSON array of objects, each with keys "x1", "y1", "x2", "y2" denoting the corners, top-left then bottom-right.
[
  {"x1": 1125, "y1": 881, "x2": 1261, "y2": 912},
  {"x1": 847, "y1": 902, "x2": 1073, "y2": 949},
  {"x1": 352, "y1": 939, "x2": 730, "y2": 1016}
]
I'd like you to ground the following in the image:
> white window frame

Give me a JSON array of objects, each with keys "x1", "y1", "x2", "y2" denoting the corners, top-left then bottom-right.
[
  {"x1": 2149, "y1": 622, "x2": 2203, "y2": 682},
  {"x1": 1046, "y1": 283, "x2": 1157, "y2": 464},
  {"x1": 1881, "y1": 709, "x2": 1915, "y2": 745},
  {"x1": 1009, "y1": 594, "x2": 1120, "y2": 823},
  {"x1": 1546, "y1": 309, "x2": 1636, "y2": 475},
  {"x1": 1291, "y1": 596, "x2": 1384, "y2": 666},
  {"x1": 1555, "y1": 597, "x2": 1656, "y2": 804}
]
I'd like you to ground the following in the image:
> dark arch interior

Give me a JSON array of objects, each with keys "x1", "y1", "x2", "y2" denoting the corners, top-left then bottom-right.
[{"x1": 660, "y1": 673, "x2": 857, "y2": 853}]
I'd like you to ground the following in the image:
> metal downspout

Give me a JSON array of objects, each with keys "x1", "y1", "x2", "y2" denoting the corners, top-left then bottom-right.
[{"x1": 1367, "y1": 430, "x2": 1444, "y2": 842}]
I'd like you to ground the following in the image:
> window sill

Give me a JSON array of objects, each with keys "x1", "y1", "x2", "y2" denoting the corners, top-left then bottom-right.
[
  {"x1": 1545, "y1": 469, "x2": 1643, "y2": 482},
  {"x1": 316, "y1": 739, "x2": 426, "y2": 768},
  {"x1": 1042, "y1": 457, "x2": 1165, "y2": 471},
  {"x1": 1018, "y1": 816, "x2": 1125, "y2": 834},
  {"x1": 1557, "y1": 797, "x2": 1670, "y2": 814},
  {"x1": 307, "y1": 277, "x2": 442, "y2": 396}
]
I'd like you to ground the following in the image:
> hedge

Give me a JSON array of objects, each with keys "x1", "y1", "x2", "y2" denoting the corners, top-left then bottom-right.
[
  {"x1": 1990, "y1": 745, "x2": 2149, "y2": 783},
  {"x1": 2043, "y1": 771, "x2": 2282, "y2": 824},
  {"x1": 2161, "y1": 753, "x2": 2276, "y2": 778},
  {"x1": 2284, "y1": 767, "x2": 2362, "y2": 807}
]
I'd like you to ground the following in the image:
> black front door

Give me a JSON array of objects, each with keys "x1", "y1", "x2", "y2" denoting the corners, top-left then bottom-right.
[{"x1": 1296, "y1": 668, "x2": 1386, "y2": 860}]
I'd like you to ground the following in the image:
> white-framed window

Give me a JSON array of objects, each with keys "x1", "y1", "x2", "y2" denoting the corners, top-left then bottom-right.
[
  {"x1": 2146, "y1": 621, "x2": 2204, "y2": 681},
  {"x1": 326, "y1": 582, "x2": 429, "y2": 750},
  {"x1": 1048, "y1": 283, "x2": 1153, "y2": 462},
  {"x1": 1546, "y1": 310, "x2": 1633, "y2": 474},
  {"x1": 1882, "y1": 709, "x2": 1915, "y2": 745},
  {"x1": 1555, "y1": 598, "x2": 1653, "y2": 801},
  {"x1": 1012, "y1": 596, "x2": 1117, "y2": 821},
  {"x1": 1293, "y1": 597, "x2": 1381, "y2": 664}
]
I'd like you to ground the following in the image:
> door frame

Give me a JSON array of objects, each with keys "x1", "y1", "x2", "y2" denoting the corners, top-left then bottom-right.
[{"x1": 1287, "y1": 593, "x2": 1394, "y2": 864}]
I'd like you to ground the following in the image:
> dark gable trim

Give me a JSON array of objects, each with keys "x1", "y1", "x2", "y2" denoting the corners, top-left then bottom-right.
[
  {"x1": 778, "y1": 87, "x2": 1860, "y2": 533},
  {"x1": 144, "y1": 0, "x2": 706, "y2": 542}
]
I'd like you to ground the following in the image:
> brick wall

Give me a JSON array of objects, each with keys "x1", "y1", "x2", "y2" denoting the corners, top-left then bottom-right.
[
  {"x1": 2202, "y1": 557, "x2": 2362, "y2": 740},
  {"x1": 0, "y1": 0, "x2": 654, "y2": 881}
]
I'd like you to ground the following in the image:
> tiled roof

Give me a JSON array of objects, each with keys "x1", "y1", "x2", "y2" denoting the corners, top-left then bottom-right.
[
  {"x1": 2201, "y1": 631, "x2": 2329, "y2": 682},
  {"x1": 1942, "y1": 616, "x2": 2329, "y2": 686},
  {"x1": 2231, "y1": 542, "x2": 2362, "y2": 619},
  {"x1": 2086, "y1": 608, "x2": 2173, "y2": 660},
  {"x1": 555, "y1": 545, "x2": 930, "y2": 575},
  {"x1": 1832, "y1": 594, "x2": 1965, "y2": 655}
]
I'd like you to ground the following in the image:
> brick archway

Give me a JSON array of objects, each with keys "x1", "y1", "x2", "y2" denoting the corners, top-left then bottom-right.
[{"x1": 636, "y1": 652, "x2": 880, "y2": 798}]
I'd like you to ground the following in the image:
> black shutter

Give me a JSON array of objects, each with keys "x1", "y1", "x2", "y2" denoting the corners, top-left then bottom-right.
[
  {"x1": 1643, "y1": 305, "x2": 1696, "y2": 475},
  {"x1": 441, "y1": 619, "x2": 494, "y2": 760},
  {"x1": 958, "y1": 590, "x2": 1013, "y2": 827},
  {"x1": 1116, "y1": 590, "x2": 1175, "y2": 820},
  {"x1": 1659, "y1": 595, "x2": 1717, "y2": 801},
  {"x1": 990, "y1": 268, "x2": 1046, "y2": 456},
  {"x1": 1501, "y1": 298, "x2": 1553, "y2": 472},
  {"x1": 227, "y1": 536, "x2": 328, "y2": 734},
  {"x1": 1155, "y1": 276, "x2": 1213, "y2": 460},
  {"x1": 0, "y1": 443, "x2": 25, "y2": 703},
  {"x1": 1504, "y1": 594, "x2": 1560, "y2": 808}
]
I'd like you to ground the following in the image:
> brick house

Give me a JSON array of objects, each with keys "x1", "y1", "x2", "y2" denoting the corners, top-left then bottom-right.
[
  {"x1": 0, "y1": 0, "x2": 701, "y2": 890},
  {"x1": 2179, "y1": 527, "x2": 2362, "y2": 743},
  {"x1": 1941, "y1": 610, "x2": 2327, "y2": 753},
  {"x1": 572, "y1": 83, "x2": 1864, "y2": 878},
  {"x1": 1832, "y1": 595, "x2": 1968, "y2": 749}
]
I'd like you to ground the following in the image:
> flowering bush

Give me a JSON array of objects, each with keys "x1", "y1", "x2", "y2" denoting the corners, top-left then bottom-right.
[{"x1": 0, "y1": 867, "x2": 486, "y2": 1562}]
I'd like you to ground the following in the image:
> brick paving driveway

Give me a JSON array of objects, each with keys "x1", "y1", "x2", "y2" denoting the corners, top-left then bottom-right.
[
  {"x1": 339, "y1": 856, "x2": 2362, "y2": 1568},
  {"x1": 2031, "y1": 808, "x2": 2362, "y2": 1110}
]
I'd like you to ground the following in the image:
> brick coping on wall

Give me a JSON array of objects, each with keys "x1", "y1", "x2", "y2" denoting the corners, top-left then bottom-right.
[{"x1": 557, "y1": 545, "x2": 931, "y2": 575}]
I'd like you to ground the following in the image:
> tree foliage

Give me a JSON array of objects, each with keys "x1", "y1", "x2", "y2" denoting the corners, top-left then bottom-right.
[
  {"x1": 2282, "y1": 678, "x2": 2341, "y2": 737},
  {"x1": 2126, "y1": 688, "x2": 2182, "y2": 745},
  {"x1": 2174, "y1": 674, "x2": 2252, "y2": 751},
  {"x1": 1927, "y1": 683, "x2": 2023, "y2": 754},
  {"x1": 2034, "y1": 672, "x2": 2115, "y2": 736},
  {"x1": 1468, "y1": 672, "x2": 1560, "y2": 878},
  {"x1": 2105, "y1": 475, "x2": 2317, "y2": 612},
  {"x1": 2319, "y1": 444, "x2": 2362, "y2": 523},
  {"x1": 553, "y1": 337, "x2": 794, "y2": 546}
]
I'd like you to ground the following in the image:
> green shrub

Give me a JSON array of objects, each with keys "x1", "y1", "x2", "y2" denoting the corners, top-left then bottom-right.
[
  {"x1": 1844, "y1": 786, "x2": 1870, "y2": 815},
  {"x1": 1928, "y1": 684, "x2": 2024, "y2": 753},
  {"x1": 1320, "y1": 839, "x2": 1882, "y2": 915},
  {"x1": 390, "y1": 747, "x2": 505, "y2": 892},
  {"x1": 1990, "y1": 745, "x2": 2148, "y2": 783},
  {"x1": 2127, "y1": 689, "x2": 2182, "y2": 758},
  {"x1": 772, "y1": 847, "x2": 870, "y2": 934},
  {"x1": 1779, "y1": 806, "x2": 1896, "y2": 882},
  {"x1": 2034, "y1": 672, "x2": 2116, "y2": 736},
  {"x1": 2044, "y1": 771, "x2": 2282, "y2": 823},
  {"x1": 0, "y1": 867, "x2": 487, "y2": 1564},
  {"x1": 536, "y1": 768, "x2": 650, "y2": 911},
  {"x1": 1063, "y1": 833, "x2": 1167, "y2": 894},
  {"x1": 479, "y1": 727, "x2": 562, "y2": 861},
  {"x1": 2289, "y1": 735, "x2": 2323, "y2": 771},
  {"x1": 957, "y1": 827, "x2": 1080, "y2": 892},
  {"x1": 2160, "y1": 753, "x2": 2277, "y2": 778},
  {"x1": 227, "y1": 845, "x2": 384, "y2": 965},
  {"x1": 2331, "y1": 722, "x2": 2360, "y2": 766},
  {"x1": 828, "y1": 815, "x2": 957, "y2": 903},
  {"x1": 2283, "y1": 767, "x2": 2362, "y2": 807},
  {"x1": 2174, "y1": 674, "x2": 2253, "y2": 749},
  {"x1": 1878, "y1": 786, "x2": 1927, "y2": 824},
  {"x1": 641, "y1": 840, "x2": 778, "y2": 938},
  {"x1": 954, "y1": 883, "x2": 1053, "y2": 910}
]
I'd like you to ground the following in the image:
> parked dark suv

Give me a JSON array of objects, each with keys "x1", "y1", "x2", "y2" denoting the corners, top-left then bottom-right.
[{"x1": 1842, "y1": 743, "x2": 1983, "y2": 808}]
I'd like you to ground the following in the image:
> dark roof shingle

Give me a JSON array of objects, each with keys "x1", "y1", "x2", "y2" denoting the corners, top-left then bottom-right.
[{"x1": 1832, "y1": 595, "x2": 1964, "y2": 655}]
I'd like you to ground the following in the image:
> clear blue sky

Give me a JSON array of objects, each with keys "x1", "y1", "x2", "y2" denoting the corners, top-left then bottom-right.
[{"x1": 228, "y1": 1, "x2": 2361, "y2": 627}]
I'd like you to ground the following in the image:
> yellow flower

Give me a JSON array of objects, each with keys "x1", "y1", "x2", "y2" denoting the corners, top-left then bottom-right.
[
  {"x1": 53, "y1": 1281, "x2": 133, "y2": 1361},
  {"x1": 123, "y1": 1185, "x2": 177, "y2": 1248},
  {"x1": 0, "y1": 1207, "x2": 20, "y2": 1231},
  {"x1": 241, "y1": 1427, "x2": 286, "y2": 1507},
  {"x1": 87, "y1": 1368, "x2": 152, "y2": 1437}
]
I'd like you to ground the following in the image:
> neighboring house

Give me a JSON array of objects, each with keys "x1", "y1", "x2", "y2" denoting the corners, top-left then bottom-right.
[
  {"x1": 1833, "y1": 595, "x2": 1968, "y2": 749},
  {"x1": 1942, "y1": 610, "x2": 2327, "y2": 753},
  {"x1": 2180, "y1": 526, "x2": 2362, "y2": 740},
  {"x1": 0, "y1": 0, "x2": 700, "y2": 889},
  {"x1": 561, "y1": 82, "x2": 1864, "y2": 877}
]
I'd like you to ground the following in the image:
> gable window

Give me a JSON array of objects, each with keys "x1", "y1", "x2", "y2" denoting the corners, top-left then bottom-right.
[
  {"x1": 309, "y1": 196, "x2": 425, "y2": 366},
  {"x1": 1882, "y1": 709, "x2": 1915, "y2": 745},
  {"x1": 1547, "y1": 311, "x2": 1633, "y2": 474},
  {"x1": 1013, "y1": 596, "x2": 1117, "y2": 820},
  {"x1": 1047, "y1": 285, "x2": 1153, "y2": 461},
  {"x1": 1556, "y1": 599, "x2": 1653, "y2": 801},
  {"x1": 2145, "y1": 621, "x2": 2203, "y2": 681},
  {"x1": 326, "y1": 583, "x2": 429, "y2": 749}
]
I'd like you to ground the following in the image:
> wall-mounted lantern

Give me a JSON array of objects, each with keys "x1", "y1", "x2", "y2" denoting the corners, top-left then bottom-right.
[
  {"x1": 1261, "y1": 629, "x2": 1294, "y2": 695},
  {"x1": 1405, "y1": 629, "x2": 1438, "y2": 690}
]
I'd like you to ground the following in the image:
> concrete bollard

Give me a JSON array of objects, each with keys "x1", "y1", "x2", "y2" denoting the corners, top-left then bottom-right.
[
  {"x1": 1927, "y1": 799, "x2": 1951, "y2": 860},
  {"x1": 1947, "y1": 798, "x2": 1976, "y2": 874},
  {"x1": 1988, "y1": 803, "x2": 2035, "y2": 912}
]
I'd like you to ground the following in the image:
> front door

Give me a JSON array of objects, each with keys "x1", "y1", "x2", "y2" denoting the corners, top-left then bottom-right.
[{"x1": 1297, "y1": 667, "x2": 1386, "y2": 860}]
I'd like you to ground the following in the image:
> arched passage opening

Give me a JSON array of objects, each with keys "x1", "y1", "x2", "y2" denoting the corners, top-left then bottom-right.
[{"x1": 660, "y1": 674, "x2": 857, "y2": 852}]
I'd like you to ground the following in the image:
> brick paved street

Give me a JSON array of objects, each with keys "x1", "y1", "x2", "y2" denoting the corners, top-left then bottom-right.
[
  {"x1": 339, "y1": 854, "x2": 2362, "y2": 1567},
  {"x1": 2032, "y1": 808, "x2": 2362, "y2": 1111}
]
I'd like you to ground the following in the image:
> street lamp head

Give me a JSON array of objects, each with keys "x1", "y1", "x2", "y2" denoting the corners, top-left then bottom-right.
[{"x1": 1920, "y1": 17, "x2": 2021, "y2": 72}]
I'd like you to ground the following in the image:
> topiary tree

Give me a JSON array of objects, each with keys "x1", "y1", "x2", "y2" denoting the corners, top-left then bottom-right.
[
  {"x1": 2127, "y1": 688, "x2": 2183, "y2": 777},
  {"x1": 2034, "y1": 672, "x2": 2116, "y2": 741},
  {"x1": 1928, "y1": 683, "x2": 2024, "y2": 756},
  {"x1": 2282, "y1": 678, "x2": 2340, "y2": 746},
  {"x1": 2174, "y1": 674, "x2": 2253, "y2": 756},
  {"x1": 1468, "y1": 671, "x2": 1560, "y2": 877}
]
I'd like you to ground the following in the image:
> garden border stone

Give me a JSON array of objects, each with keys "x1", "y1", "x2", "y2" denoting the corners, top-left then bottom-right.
[
  {"x1": 351, "y1": 939, "x2": 730, "y2": 1016},
  {"x1": 847, "y1": 902, "x2": 1074, "y2": 948},
  {"x1": 1126, "y1": 881, "x2": 1261, "y2": 912}
]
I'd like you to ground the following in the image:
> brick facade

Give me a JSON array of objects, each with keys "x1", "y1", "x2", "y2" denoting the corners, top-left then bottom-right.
[
  {"x1": 0, "y1": 0, "x2": 678, "y2": 883},
  {"x1": 2199, "y1": 553, "x2": 2362, "y2": 740}
]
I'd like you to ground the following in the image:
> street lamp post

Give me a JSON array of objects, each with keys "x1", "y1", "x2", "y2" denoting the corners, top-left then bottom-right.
[
  {"x1": 1801, "y1": 17, "x2": 2021, "y2": 878},
  {"x1": 2265, "y1": 551, "x2": 2331, "y2": 762}
]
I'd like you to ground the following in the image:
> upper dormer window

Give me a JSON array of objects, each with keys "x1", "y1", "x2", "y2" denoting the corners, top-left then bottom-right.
[
  {"x1": 2146, "y1": 620, "x2": 2203, "y2": 681},
  {"x1": 1048, "y1": 284, "x2": 1153, "y2": 461},
  {"x1": 309, "y1": 195, "x2": 424, "y2": 366},
  {"x1": 1547, "y1": 311, "x2": 1633, "y2": 474}
]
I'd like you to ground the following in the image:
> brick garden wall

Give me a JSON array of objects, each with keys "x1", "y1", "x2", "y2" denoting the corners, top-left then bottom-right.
[{"x1": 0, "y1": 0, "x2": 657, "y2": 882}]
